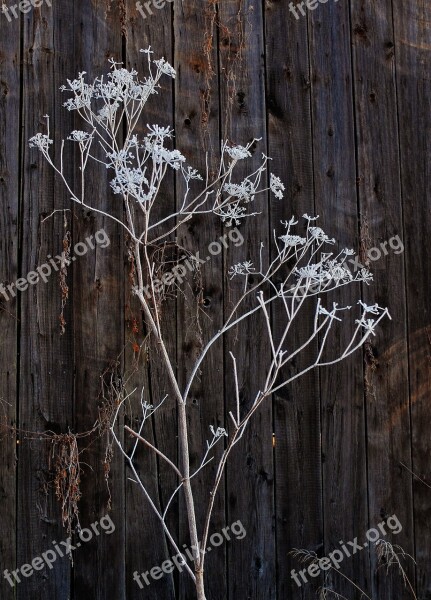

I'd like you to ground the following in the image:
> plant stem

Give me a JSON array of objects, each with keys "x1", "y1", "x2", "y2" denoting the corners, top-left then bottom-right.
[
  {"x1": 195, "y1": 568, "x2": 206, "y2": 600},
  {"x1": 135, "y1": 241, "x2": 202, "y2": 593}
]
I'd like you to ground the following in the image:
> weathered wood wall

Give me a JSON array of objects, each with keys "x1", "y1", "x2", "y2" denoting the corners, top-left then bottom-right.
[{"x1": 0, "y1": 0, "x2": 430, "y2": 598}]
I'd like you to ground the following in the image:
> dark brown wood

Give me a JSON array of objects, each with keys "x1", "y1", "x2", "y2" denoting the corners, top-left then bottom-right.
[
  {"x1": 217, "y1": 2, "x2": 275, "y2": 599},
  {"x1": 265, "y1": 3, "x2": 323, "y2": 599},
  {"x1": 308, "y1": 1, "x2": 370, "y2": 597},
  {"x1": 351, "y1": 1, "x2": 414, "y2": 597},
  {"x1": 173, "y1": 2, "x2": 226, "y2": 600},
  {"x1": 123, "y1": 2, "x2": 177, "y2": 599},
  {"x1": 71, "y1": 2, "x2": 125, "y2": 599},
  {"x1": 18, "y1": 1, "x2": 75, "y2": 597},
  {"x1": 394, "y1": 1, "x2": 431, "y2": 597},
  {"x1": 0, "y1": 10, "x2": 20, "y2": 600}
]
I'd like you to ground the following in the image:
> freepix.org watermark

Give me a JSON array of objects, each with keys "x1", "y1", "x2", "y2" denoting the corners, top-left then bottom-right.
[
  {"x1": 1, "y1": 0, "x2": 51, "y2": 21},
  {"x1": 133, "y1": 520, "x2": 246, "y2": 589},
  {"x1": 3, "y1": 514, "x2": 115, "y2": 587},
  {"x1": 349, "y1": 234, "x2": 404, "y2": 270},
  {"x1": 291, "y1": 514, "x2": 402, "y2": 587},
  {"x1": 141, "y1": 227, "x2": 244, "y2": 300},
  {"x1": 0, "y1": 228, "x2": 110, "y2": 302},
  {"x1": 289, "y1": 0, "x2": 339, "y2": 20},
  {"x1": 136, "y1": 0, "x2": 171, "y2": 20}
]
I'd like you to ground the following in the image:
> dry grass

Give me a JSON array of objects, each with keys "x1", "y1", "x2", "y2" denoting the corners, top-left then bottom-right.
[
  {"x1": 376, "y1": 539, "x2": 417, "y2": 599},
  {"x1": 49, "y1": 432, "x2": 82, "y2": 537}
]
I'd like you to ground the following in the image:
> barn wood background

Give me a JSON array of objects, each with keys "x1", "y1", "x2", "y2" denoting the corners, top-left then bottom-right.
[{"x1": 0, "y1": 0, "x2": 430, "y2": 598}]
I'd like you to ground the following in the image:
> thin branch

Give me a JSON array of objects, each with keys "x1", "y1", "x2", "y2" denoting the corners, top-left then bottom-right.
[{"x1": 125, "y1": 425, "x2": 183, "y2": 480}]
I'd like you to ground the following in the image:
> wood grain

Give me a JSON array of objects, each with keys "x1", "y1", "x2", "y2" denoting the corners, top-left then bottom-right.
[{"x1": 0, "y1": 9, "x2": 20, "y2": 600}]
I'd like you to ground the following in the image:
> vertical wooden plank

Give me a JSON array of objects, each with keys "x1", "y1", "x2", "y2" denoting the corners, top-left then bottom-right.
[
  {"x1": 0, "y1": 11, "x2": 20, "y2": 600},
  {"x1": 72, "y1": 2, "x2": 125, "y2": 598},
  {"x1": 265, "y1": 4, "x2": 323, "y2": 599},
  {"x1": 123, "y1": 2, "x2": 177, "y2": 599},
  {"x1": 394, "y1": 1, "x2": 431, "y2": 597},
  {"x1": 351, "y1": 1, "x2": 414, "y2": 597},
  {"x1": 309, "y1": 1, "x2": 370, "y2": 597},
  {"x1": 173, "y1": 2, "x2": 225, "y2": 599},
  {"x1": 217, "y1": 2, "x2": 275, "y2": 598},
  {"x1": 18, "y1": 1, "x2": 75, "y2": 597}
]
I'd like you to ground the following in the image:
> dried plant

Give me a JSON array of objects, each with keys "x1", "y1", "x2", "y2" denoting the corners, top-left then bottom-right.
[
  {"x1": 58, "y1": 226, "x2": 71, "y2": 335},
  {"x1": 291, "y1": 538, "x2": 418, "y2": 600},
  {"x1": 318, "y1": 587, "x2": 351, "y2": 600},
  {"x1": 49, "y1": 433, "x2": 82, "y2": 538},
  {"x1": 376, "y1": 539, "x2": 417, "y2": 599},
  {"x1": 291, "y1": 548, "x2": 372, "y2": 600},
  {"x1": 30, "y1": 50, "x2": 391, "y2": 600}
]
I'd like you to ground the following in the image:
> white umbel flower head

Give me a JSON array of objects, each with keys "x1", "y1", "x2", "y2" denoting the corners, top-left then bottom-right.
[
  {"x1": 223, "y1": 179, "x2": 256, "y2": 202},
  {"x1": 226, "y1": 145, "x2": 252, "y2": 161},
  {"x1": 358, "y1": 300, "x2": 381, "y2": 314},
  {"x1": 210, "y1": 425, "x2": 228, "y2": 438},
  {"x1": 228, "y1": 261, "x2": 254, "y2": 279},
  {"x1": 29, "y1": 133, "x2": 53, "y2": 152},
  {"x1": 217, "y1": 204, "x2": 247, "y2": 227},
  {"x1": 270, "y1": 173, "x2": 285, "y2": 199},
  {"x1": 279, "y1": 234, "x2": 306, "y2": 247},
  {"x1": 356, "y1": 268, "x2": 373, "y2": 284},
  {"x1": 355, "y1": 317, "x2": 378, "y2": 336},
  {"x1": 309, "y1": 226, "x2": 335, "y2": 244},
  {"x1": 67, "y1": 130, "x2": 93, "y2": 143},
  {"x1": 153, "y1": 58, "x2": 176, "y2": 79}
]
